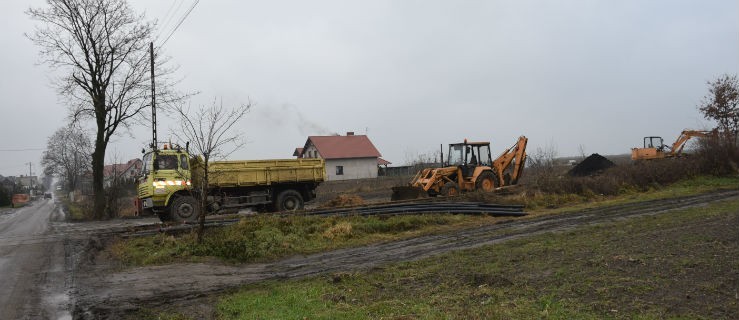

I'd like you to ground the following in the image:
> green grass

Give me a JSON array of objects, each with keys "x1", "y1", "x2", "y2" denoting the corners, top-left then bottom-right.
[
  {"x1": 212, "y1": 197, "x2": 739, "y2": 319},
  {"x1": 56, "y1": 193, "x2": 93, "y2": 220}
]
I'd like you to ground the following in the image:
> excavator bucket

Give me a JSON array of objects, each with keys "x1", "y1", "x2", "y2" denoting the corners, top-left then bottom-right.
[{"x1": 391, "y1": 186, "x2": 429, "y2": 201}]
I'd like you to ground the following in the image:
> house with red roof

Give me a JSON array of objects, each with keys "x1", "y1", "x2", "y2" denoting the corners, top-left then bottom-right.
[
  {"x1": 103, "y1": 158, "x2": 143, "y2": 186},
  {"x1": 294, "y1": 132, "x2": 389, "y2": 181}
]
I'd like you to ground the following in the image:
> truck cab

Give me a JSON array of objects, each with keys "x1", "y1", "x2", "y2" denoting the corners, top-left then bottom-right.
[{"x1": 137, "y1": 145, "x2": 193, "y2": 218}]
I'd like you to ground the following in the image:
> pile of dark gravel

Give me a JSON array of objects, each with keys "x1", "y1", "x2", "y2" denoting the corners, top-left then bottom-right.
[{"x1": 568, "y1": 154, "x2": 615, "y2": 177}]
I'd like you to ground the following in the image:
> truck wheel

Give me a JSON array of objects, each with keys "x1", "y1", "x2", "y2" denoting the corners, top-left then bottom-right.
[
  {"x1": 440, "y1": 182, "x2": 460, "y2": 197},
  {"x1": 170, "y1": 196, "x2": 200, "y2": 223},
  {"x1": 275, "y1": 190, "x2": 304, "y2": 212},
  {"x1": 475, "y1": 171, "x2": 498, "y2": 192}
]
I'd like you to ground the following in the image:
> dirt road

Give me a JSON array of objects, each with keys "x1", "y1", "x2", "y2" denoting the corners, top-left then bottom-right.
[
  {"x1": 0, "y1": 199, "x2": 70, "y2": 319},
  {"x1": 72, "y1": 189, "x2": 739, "y2": 318},
  {"x1": 0, "y1": 198, "x2": 160, "y2": 320}
]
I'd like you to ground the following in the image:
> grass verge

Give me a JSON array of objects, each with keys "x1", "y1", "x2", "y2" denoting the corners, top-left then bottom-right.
[{"x1": 212, "y1": 197, "x2": 739, "y2": 319}]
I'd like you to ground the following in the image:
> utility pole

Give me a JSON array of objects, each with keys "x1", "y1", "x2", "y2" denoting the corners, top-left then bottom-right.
[
  {"x1": 27, "y1": 162, "x2": 34, "y2": 192},
  {"x1": 149, "y1": 42, "x2": 158, "y2": 150}
]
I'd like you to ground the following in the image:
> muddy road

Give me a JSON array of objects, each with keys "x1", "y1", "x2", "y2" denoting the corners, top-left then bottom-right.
[
  {"x1": 0, "y1": 199, "x2": 69, "y2": 319},
  {"x1": 0, "y1": 198, "x2": 159, "y2": 320},
  {"x1": 72, "y1": 189, "x2": 739, "y2": 318}
]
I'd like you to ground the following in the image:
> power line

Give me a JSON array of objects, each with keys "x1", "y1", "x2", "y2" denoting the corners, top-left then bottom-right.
[
  {"x1": 159, "y1": 0, "x2": 200, "y2": 47},
  {"x1": 155, "y1": 0, "x2": 186, "y2": 43}
]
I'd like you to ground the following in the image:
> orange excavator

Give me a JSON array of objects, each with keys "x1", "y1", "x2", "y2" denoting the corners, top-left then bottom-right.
[
  {"x1": 631, "y1": 130, "x2": 714, "y2": 161},
  {"x1": 391, "y1": 136, "x2": 528, "y2": 200}
]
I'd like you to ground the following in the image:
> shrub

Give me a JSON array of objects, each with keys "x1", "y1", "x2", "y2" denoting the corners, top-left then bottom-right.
[
  {"x1": 532, "y1": 156, "x2": 703, "y2": 198},
  {"x1": 0, "y1": 188, "x2": 10, "y2": 207},
  {"x1": 696, "y1": 136, "x2": 739, "y2": 175}
]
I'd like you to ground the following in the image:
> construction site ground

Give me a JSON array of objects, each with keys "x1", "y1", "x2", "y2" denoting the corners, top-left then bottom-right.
[{"x1": 64, "y1": 187, "x2": 739, "y2": 319}]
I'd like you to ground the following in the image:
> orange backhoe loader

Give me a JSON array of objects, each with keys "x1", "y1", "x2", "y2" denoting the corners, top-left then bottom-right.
[
  {"x1": 631, "y1": 130, "x2": 714, "y2": 161},
  {"x1": 391, "y1": 136, "x2": 528, "y2": 200}
]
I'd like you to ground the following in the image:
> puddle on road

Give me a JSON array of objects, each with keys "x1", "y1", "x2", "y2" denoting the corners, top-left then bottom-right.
[{"x1": 45, "y1": 292, "x2": 72, "y2": 320}]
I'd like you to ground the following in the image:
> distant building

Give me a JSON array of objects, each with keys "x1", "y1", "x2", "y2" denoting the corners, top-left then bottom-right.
[
  {"x1": 103, "y1": 159, "x2": 143, "y2": 186},
  {"x1": 294, "y1": 132, "x2": 389, "y2": 181},
  {"x1": 17, "y1": 175, "x2": 38, "y2": 190}
]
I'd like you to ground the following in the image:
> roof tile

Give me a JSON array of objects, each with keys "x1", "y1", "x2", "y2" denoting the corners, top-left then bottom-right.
[{"x1": 305, "y1": 135, "x2": 381, "y2": 159}]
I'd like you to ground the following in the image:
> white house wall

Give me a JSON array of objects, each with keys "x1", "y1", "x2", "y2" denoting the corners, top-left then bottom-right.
[
  {"x1": 325, "y1": 158, "x2": 377, "y2": 181},
  {"x1": 303, "y1": 143, "x2": 320, "y2": 159}
]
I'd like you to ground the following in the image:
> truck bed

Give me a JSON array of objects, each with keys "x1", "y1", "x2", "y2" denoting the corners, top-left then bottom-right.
[{"x1": 191, "y1": 158, "x2": 326, "y2": 187}]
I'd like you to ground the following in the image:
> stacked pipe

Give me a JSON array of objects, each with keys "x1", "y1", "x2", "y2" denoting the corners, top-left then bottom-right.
[
  {"x1": 300, "y1": 202, "x2": 526, "y2": 218},
  {"x1": 125, "y1": 201, "x2": 526, "y2": 237}
]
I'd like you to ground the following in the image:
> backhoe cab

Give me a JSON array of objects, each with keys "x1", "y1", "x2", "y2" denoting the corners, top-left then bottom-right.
[{"x1": 443, "y1": 141, "x2": 496, "y2": 193}]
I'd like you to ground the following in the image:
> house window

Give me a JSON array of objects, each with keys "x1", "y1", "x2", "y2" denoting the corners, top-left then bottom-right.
[{"x1": 336, "y1": 166, "x2": 344, "y2": 175}]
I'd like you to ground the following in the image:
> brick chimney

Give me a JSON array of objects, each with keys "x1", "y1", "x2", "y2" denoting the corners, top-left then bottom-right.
[{"x1": 346, "y1": 131, "x2": 354, "y2": 136}]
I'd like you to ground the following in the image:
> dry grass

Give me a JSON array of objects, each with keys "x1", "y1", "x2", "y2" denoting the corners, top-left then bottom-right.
[{"x1": 319, "y1": 194, "x2": 365, "y2": 208}]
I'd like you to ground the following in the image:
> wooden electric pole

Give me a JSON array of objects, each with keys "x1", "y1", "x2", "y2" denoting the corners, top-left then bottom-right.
[{"x1": 150, "y1": 42, "x2": 158, "y2": 150}]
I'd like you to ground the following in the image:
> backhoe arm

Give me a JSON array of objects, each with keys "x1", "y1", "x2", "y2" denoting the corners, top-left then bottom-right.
[
  {"x1": 670, "y1": 130, "x2": 714, "y2": 156},
  {"x1": 492, "y1": 136, "x2": 528, "y2": 186}
]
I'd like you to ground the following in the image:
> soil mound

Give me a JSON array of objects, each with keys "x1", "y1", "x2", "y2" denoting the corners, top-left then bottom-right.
[
  {"x1": 568, "y1": 154, "x2": 615, "y2": 177},
  {"x1": 320, "y1": 194, "x2": 364, "y2": 208}
]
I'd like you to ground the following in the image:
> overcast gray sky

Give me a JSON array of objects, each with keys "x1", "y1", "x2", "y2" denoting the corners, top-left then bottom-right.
[{"x1": 1, "y1": 0, "x2": 737, "y2": 177}]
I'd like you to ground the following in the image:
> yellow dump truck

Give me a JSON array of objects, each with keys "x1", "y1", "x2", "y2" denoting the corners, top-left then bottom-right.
[{"x1": 137, "y1": 145, "x2": 326, "y2": 222}]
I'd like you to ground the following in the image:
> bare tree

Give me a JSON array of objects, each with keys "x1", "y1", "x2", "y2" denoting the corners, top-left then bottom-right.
[
  {"x1": 527, "y1": 142, "x2": 559, "y2": 188},
  {"x1": 27, "y1": 0, "x2": 167, "y2": 219},
  {"x1": 577, "y1": 144, "x2": 587, "y2": 160},
  {"x1": 173, "y1": 100, "x2": 251, "y2": 242},
  {"x1": 699, "y1": 74, "x2": 739, "y2": 143},
  {"x1": 41, "y1": 125, "x2": 92, "y2": 192}
]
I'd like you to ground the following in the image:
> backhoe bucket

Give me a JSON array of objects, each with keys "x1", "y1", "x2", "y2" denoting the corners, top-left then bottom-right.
[{"x1": 391, "y1": 186, "x2": 428, "y2": 201}]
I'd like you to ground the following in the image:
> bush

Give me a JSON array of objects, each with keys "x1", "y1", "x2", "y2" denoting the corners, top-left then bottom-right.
[
  {"x1": 533, "y1": 157, "x2": 704, "y2": 198},
  {"x1": 696, "y1": 136, "x2": 739, "y2": 175},
  {"x1": 0, "y1": 188, "x2": 10, "y2": 207}
]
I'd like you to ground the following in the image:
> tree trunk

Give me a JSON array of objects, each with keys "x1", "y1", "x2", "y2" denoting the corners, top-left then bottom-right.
[
  {"x1": 91, "y1": 141, "x2": 106, "y2": 219},
  {"x1": 92, "y1": 99, "x2": 108, "y2": 220},
  {"x1": 197, "y1": 155, "x2": 209, "y2": 243}
]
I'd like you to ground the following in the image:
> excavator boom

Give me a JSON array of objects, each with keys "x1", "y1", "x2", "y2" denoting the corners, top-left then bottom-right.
[
  {"x1": 492, "y1": 136, "x2": 528, "y2": 186},
  {"x1": 670, "y1": 130, "x2": 714, "y2": 156}
]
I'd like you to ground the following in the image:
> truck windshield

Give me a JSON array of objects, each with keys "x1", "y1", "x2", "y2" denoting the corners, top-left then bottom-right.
[{"x1": 157, "y1": 155, "x2": 179, "y2": 170}]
